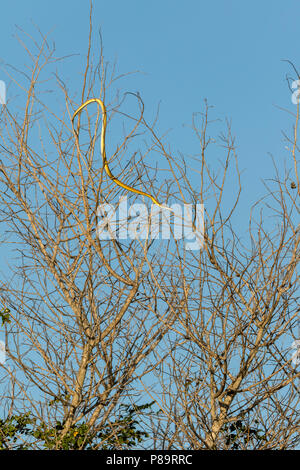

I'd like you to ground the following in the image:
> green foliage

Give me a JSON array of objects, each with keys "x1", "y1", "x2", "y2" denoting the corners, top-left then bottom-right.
[
  {"x1": 33, "y1": 421, "x2": 92, "y2": 450},
  {"x1": 222, "y1": 419, "x2": 267, "y2": 449},
  {"x1": 97, "y1": 402, "x2": 154, "y2": 450},
  {"x1": 0, "y1": 308, "x2": 11, "y2": 326},
  {"x1": 0, "y1": 402, "x2": 154, "y2": 450},
  {"x1": 0, "y1": 413, "x2": 34, "y2": 450}
]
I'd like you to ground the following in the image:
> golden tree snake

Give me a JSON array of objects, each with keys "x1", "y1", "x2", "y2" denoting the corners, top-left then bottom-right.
[{"x1": 72, "y1": 98, "x2": 172, "y2": 211}]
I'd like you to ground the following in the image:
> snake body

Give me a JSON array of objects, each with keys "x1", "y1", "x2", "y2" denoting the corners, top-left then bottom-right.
[{"x1": 72, "y1": 98, "x2": 172, "y2": 211}]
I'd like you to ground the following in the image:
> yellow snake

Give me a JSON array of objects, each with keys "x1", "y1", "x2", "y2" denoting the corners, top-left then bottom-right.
[{"x1": 72, "y1": 98, "x2": 172, "y2": 211}]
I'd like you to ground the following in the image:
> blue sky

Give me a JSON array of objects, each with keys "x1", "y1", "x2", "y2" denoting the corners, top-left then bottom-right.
[
  {"x1": 1, "y1": 0, "x2": 299, "y2": 202},
  {"x1": 0, "y1": 0, "x2": 299, "y2": 303},
  {"x1": 0, "y1": 0, "x2": 299, "y2": 261}
]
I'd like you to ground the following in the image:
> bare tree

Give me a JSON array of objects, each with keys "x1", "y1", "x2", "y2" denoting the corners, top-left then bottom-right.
[
  {"x1": 0, "y1": 19, "x2": 180, "y2": 449},
  {"x1": 0, "y1": 16, "x2": 299, "y2": 450},
  {"x1": 139, "y1": 97, "x2": 299, "y2": 450}
]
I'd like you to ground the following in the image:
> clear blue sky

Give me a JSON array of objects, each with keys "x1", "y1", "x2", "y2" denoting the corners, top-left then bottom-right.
[
  {"x1": 1, "y1": 0, "x2": 299, "y2": 198},
  {"x1": 0, "y1": 0, "x2": 299, "y2": 235},
  {"x1": 1, "y1": 1, "x2": 299, "y2": 208}
]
